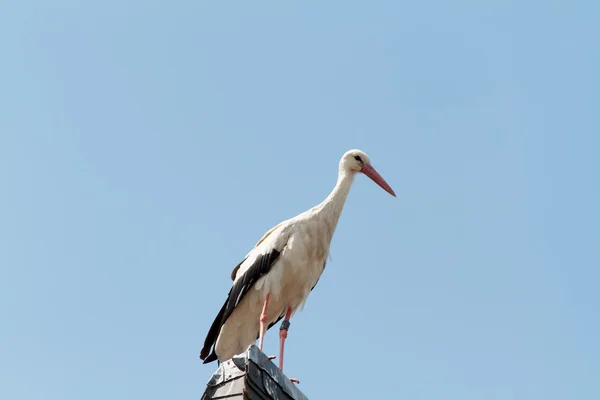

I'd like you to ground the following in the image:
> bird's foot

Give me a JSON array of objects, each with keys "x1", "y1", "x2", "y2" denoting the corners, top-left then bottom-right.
[
  {"x1": 267, "y1": 355, "x2": 276, "y2": 360},
  {"x1": 290, "y1": 378, "x2": 300, "y2": 384}
]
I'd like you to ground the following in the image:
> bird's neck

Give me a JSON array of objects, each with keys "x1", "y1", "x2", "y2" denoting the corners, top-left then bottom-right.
[{"x1": 317, "y1": 167, "x2": 356, "y2": 226}]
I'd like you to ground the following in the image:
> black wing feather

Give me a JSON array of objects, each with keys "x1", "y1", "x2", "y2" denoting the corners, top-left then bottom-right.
[
  {"x1": 230, "y1": 257, "x2": 246, "y2": 280},
  {"x1": 200, "y1": 248, "x2": 283, "y2": 363}
]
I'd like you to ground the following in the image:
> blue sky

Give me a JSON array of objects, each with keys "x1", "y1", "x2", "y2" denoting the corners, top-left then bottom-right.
[{"x1": 1, "y1": 1, "x2": 598, "y2": 399}]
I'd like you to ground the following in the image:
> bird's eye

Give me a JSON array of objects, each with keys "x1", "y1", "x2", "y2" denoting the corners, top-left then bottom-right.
[{"x1": 354, "y1": 155, "x2": 362, "y2": 162}]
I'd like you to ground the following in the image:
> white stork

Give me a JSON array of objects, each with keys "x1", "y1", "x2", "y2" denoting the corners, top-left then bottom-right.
[{"x1": 200, "y1": 149, "x2": 395, "y2": 377}]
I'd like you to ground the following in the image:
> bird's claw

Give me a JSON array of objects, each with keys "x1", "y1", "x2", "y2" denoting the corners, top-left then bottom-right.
[
  {"x1": 267, "y1": 355, "x2": 276, "y2": 360},
  {"x1": 290, "y1": 378, "x2": 300, "y2": 384}
]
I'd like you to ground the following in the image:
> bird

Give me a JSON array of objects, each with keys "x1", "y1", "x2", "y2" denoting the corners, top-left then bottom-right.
[{"x1": 199, "y1": 149, "x2": 396, "y2": 377}]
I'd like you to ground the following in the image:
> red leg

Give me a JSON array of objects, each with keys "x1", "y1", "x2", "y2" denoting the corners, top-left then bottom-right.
[
  {"x1": 258, "y1": 293, "x2": 270, "y2": 351},
  {"x1": 278, "y1": 307, "x2": 293, "y2": 371}
]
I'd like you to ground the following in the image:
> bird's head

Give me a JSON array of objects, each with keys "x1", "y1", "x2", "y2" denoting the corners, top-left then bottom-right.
[{"x1": 340, "y1": 149, "x2": 396, "y2": 197}]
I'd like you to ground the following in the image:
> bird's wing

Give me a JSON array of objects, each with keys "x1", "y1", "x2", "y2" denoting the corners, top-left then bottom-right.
[
  {"x1": 229, "y1": 258, "x2": 246, "y2": 281},
  {"x1": 230, "y1": 220, "x2": 287, "y2": 281},
  {"x1": 200, "y1": 221, "x2": 291, "y2": 363}
]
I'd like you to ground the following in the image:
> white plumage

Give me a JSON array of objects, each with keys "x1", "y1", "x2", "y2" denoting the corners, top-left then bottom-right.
[{"x1": 200, "y1": 149, "x2": 395, "y2": 368}]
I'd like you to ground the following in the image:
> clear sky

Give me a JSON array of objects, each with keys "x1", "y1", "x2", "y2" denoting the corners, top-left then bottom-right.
[{"x1": 1, "y1": 1, "x2": 598, "y2": 399}]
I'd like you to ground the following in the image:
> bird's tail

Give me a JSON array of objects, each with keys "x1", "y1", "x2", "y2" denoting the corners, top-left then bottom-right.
[
  {"x1": 203, "y1": 349, "x2": 218, "y2": 364},
  {"x1": 199, "y1": 295, "x2": 229, "y2": 363}
]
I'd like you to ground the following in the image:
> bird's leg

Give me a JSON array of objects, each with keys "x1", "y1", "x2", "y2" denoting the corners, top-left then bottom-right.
[
  {"x1": 258, "y1": 293, "x2": 270, "y2": 351},
  {"x1": 278, "y1": 308, "x2": 299, "y2": 383},
  {"x1": 278, "y1": 307, "x2": 293, "y2": 371}
]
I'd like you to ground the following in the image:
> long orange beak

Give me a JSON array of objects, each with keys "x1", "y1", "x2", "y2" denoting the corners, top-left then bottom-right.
[{"x1": 361, "y1": 164, "x2": 396, "y2": 197}]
